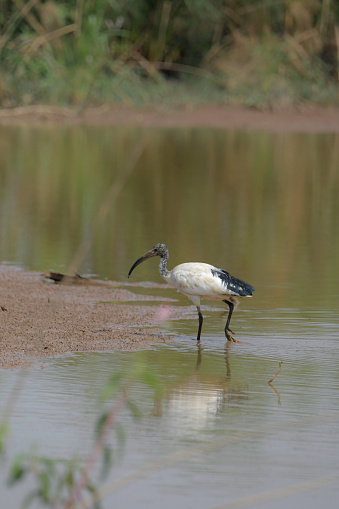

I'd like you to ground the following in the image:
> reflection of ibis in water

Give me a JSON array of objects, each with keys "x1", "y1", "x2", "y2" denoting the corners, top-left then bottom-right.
[
  {"x1": 128, "y1": 243, "x2": 255, "y2": 342},
  {"x1": 154, "y1": 344, "x2": 248, "y2": 431}
]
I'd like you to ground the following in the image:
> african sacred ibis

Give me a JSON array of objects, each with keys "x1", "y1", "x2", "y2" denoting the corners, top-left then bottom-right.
[{"x1": 128, "y1": 243, "x2": 255, "y2": 342}]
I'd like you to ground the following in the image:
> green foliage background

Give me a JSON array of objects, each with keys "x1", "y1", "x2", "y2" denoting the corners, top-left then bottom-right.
[{"x1": 0, "y1": 0, "x2": 338, "y2": 107}]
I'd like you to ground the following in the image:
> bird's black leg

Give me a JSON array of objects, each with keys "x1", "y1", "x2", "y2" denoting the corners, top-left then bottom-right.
[
  {"x1": 196, "y1": 306, "x2": 203, "y2": 341},
  {"x1": 225, "y1": 301, "x2": 234, "y2": 332},
  {"x1": 223, "y1": 300, "x2": 238, "y2": 342}
]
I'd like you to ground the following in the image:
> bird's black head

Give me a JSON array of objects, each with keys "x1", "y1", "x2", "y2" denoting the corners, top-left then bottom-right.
[
  {"x1": 150, "y1": 243, "x2": 168, "y2": 257},
  {"x1": 128, "y1": 243, "x2": 168, "y2": 277}
]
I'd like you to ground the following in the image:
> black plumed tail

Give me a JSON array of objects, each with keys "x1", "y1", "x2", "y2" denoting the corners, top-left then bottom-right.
[{"x1": 211, "y1": 268, "x2": 255, "y2": 296}]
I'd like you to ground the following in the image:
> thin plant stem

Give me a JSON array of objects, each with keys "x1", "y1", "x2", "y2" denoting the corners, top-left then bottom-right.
[
  {"x1": 66, "y1": 139, "x2": 147, "y2": 276},
  {"x1": 157, "y1": 1, "x2": 171, "y2": 61},
  {"x1": 63, "y1": 389, "x2": 129, "y2": 509},
  {"x1": 0, "y1": 0, "x2": 40, "y2": 56},
  {"x1": 75, "y1": 0, "x2": 85, "y2": 38},
  {"x1": 268, "y1": 382, "x2": 281, "y2": 405},
  {"x1": 26, "y1": 24, "x2": 77, "y2": 56},
  {"x1": 334, "y1": 25, "x2": 339, "y2": 82},
  {"x1": 12, "y1": 0, "x2": 46, "y2": 36},
  {"x1": 268, "y1": 362, "x2": 283, "y2": 384}
]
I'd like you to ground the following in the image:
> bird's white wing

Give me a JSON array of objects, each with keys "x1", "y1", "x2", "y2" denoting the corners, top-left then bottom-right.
[{"x1": 168, "y1": 263, "x2": 241, "y2": 300}]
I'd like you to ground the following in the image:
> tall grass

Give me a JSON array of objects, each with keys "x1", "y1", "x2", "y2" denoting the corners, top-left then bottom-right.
[{"x1": 0, "y1": 0, "x2": 338, "y2": 108}]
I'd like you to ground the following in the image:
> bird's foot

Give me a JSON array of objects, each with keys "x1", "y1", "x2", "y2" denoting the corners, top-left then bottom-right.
[{"x1": 225, "y1": 329, "x2": 239, "y2": 343}]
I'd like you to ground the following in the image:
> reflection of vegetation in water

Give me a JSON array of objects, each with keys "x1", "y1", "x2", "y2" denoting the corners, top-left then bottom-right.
[
  {"x1": 0, "y1": 1, "x2": 338, "y2": 107},
  {"x1": 0, "y1": 126, "x2": 338, "y2": 310}
]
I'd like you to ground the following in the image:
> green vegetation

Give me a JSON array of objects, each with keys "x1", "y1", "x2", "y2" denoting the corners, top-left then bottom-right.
[
  {"x1": 2, "y1": 363, "x2": 161, "y2": 508},
  {"x1": 0, "y1": 0, "x2": 338, "y2": 109}
]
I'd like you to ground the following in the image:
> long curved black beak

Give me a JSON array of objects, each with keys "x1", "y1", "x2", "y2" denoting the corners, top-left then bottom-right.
[{"x1": 128, "y1": 249, "x2": 156, "y2": 278}]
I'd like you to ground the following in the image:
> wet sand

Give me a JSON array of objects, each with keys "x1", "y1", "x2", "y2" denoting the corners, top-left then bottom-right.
[{"x1": 0, "y1": 266, "x2": 180, "y2": 369}]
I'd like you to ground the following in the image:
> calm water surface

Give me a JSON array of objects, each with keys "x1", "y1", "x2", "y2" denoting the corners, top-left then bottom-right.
[{"x1": 0, "y1": 124, "x2": 338, "y2": 508}]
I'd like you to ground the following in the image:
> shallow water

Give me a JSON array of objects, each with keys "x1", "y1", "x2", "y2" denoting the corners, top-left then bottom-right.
[
  {"x1": 0, "y1": 124, "x2": 339, "y2": 507},
  {"x1": 1, "y1": 322, "x2": 339, "y2": 508}
]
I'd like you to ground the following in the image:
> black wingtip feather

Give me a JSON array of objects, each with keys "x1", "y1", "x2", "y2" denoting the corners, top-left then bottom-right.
[{"x1": 211, "y1": 268, "x2": 255, "y2": 296}]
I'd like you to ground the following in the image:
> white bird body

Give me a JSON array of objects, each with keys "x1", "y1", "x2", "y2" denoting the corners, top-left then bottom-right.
[
  {"x1": 164, "y1": 263, "x2": 245, "y2": 305},
  {"x1": 128, "y1": 243, "x2": 255, "y2": 342}
]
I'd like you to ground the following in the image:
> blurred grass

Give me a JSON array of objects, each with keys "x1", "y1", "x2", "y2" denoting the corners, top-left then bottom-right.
[{"x1": 0, "y1": 0, "x2": 338, "y2": 110}]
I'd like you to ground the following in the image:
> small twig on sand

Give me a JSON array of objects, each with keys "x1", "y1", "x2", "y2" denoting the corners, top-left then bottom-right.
[{"x1": 268, "y1": 362, "x2": 283, "y2": 384}]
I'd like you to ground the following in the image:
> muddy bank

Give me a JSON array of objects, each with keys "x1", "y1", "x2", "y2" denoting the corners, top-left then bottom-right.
[
  {"x1": 0, "y1": 266, "x2": 182, "y2": 370},
  {"x1": 0, "y1": 104, "x2": 339, "y2": 132}
]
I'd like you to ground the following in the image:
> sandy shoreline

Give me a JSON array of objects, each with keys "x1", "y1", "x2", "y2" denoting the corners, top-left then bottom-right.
[
  {"x1": 0, "y1": 267, "x2": 179, "y2": 370},
  {"x1": 0, "y1": 103, "x2": 339, "y2": 132}
]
